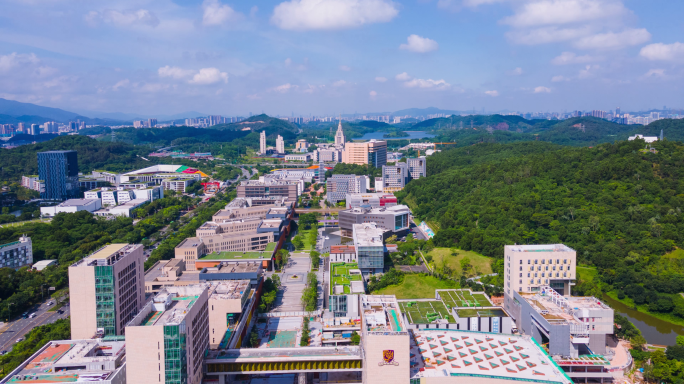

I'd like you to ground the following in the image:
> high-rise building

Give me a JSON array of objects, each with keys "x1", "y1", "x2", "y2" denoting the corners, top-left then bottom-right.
[
  {"x1": 68, "y1": 121, "x2": 78, "y2": 131},
  {"x1": 259, "y1": 131, "x2": 266, "y2": 154},
  {"x1": 615, "y1": 107, "x2": 621, "y2": 117},
  {"x1": 0, "y1": 235, "x2": 33, "y2": 270},
  {"x1": 30, "y1": 124, "x2": 39, "y2": 135},
  {"x1": 503, "y1": 244, "x2": 576, "y2": 320},
  {"x1": 335, "y1": 119, "x2": 345, "y2": 146},
  {"x1": 326, "y1": 174, "x2": 367, "y2": 204},
  {"x1": 43, "y1": 121, "x2": 58, "y2": 133},
  {"x1": 407, "y1": 156, "x2": 427, "y2": 179},
  {"x1": 276, "y1": 135, "x2": 285, "y2": 154},
  {"x1": 381, "y1": 163, "x2": 409, "y2": 193},
  {"x1": 342, "y1": 140, "x2": 387, "y2": 167},
  {"x1": 125, "y1": 285, "x2": 209, "y2": 384},
  {"x1": 148, "y1": 118, "x2": 158, "y2": 127},
  {"x1": 69, "y1": 243, "x2": 146, "y2": 339},
  {"x1": 38, "y1": 150, "x2": 80, "y2": 200},
  {"x1": 133, "y1": 120, "x2": 144, "y2": 128},
  {"x1": 16, "y1": 122, "x2": 25, "y2": 133}
]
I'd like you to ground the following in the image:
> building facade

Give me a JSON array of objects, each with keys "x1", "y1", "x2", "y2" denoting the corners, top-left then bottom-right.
[
  {"x1": 0, "y1": 235, "x2": 32, "y2": 270},
  {"x1": 381, "y1": 163, "x2": 409, "y2": 193},
  {"x1": 407, "y1": 156, "x2": 427, "y2": 179},
  {"x1": 69, "y1": 244, "x2": 145, "y2": 339},
  {"x1": 339, "y1": 205, "x2": 410, "y2": 237},
  {"x1": 326, "y1": 174, "x2": 367, "y2": 204},
  {"x1": 236, "y1": 180, "x2": 299, "y2": 201},
  {"x1": 353, "y1": 223, "x2": 386, "y2": 274},
  {"x1": 276, "y1": 135, "x2": 285, "y2": 154},
  {"x1": 38, "y1": 150, "x2": 80, "y2": 200},
  {"x1": 342, "y1": 140, "x2": 387, "y2": 168}
]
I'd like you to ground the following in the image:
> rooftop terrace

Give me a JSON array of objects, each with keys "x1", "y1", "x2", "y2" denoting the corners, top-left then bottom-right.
[
  {"x1": 507, "y1": 244, "x2": 575, "y2": 253},
  {"x1": 330, "y1": 263, "x2": 363, "y2": 295},
  {"x1": 361, "y1": 295, "x2": 405, "y2": 333},
  {"x1": 410, "y1": 330, "x2": 571, "y2": 384}
]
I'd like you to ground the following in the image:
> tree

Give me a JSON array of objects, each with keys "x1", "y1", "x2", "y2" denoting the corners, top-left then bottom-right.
[
  {"x1": 310, "y1": 251, "x2": 321, "y2": 268},
  {"x1": 350, "y1": 331, "x2": 361, "y2": 345},
  {"x1": 386, "y1": 235, "x2": 398, "y2": 244},
  {"x1": 460, "y1": 257, "x2": 473, "y2": 277},
  {"x1": 292, "y1": 235, "x2": 304, "y2": 250},
  {"x1": 300, "y1": 317, "x2": 310, "y2": 346},
  {"x1": 249, "y1": 330, "x2": 259, "y2": 348},
  {"x1": 631, "y1": 334, "x2": 647, "y2": 351}
]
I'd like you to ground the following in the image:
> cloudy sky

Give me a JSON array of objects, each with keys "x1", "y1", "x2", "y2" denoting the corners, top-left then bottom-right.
[{"x1": 1, "y1": 0, "x2": 683, "y2": 117}]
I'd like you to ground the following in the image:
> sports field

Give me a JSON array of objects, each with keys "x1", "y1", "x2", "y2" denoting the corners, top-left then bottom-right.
[
  {"x1": 399, "y1": 300, "x2": 454, "y2": 324},
  {"x1": 439, "y1": 289, "x2": 492, "y2": 308},
  {"x1": 330, "y1": 262, "x2": 361, "y2": 294}
]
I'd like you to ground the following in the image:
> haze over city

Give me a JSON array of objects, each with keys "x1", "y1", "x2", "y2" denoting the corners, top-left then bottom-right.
[{"x1": 2, "y1": 0, "x2": 684, "y2": 116}]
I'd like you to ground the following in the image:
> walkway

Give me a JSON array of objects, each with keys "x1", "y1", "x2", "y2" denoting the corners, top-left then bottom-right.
[{"x1": 271, "y1": 254, "x2": 311, "y2": 312}]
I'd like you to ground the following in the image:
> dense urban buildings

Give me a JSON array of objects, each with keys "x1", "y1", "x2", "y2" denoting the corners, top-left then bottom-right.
[
  {"x1": 37, "y1": 150, "x2": 80, "y2": 200},
  {"x1": 69, "y1": 243, "x2": 145, "y2": 339},
  {"x1": 236, "y1": 179, "x2": 299, "y2": 201}
]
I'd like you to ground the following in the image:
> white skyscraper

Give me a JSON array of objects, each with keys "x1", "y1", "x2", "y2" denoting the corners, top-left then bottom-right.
[
  {"x1": 260, "y1": 131, "x2": 267, "y2": 154},
  {"x1": 335, "y1": 118, "x2": 345, "y2": 146},
  {"x1": 276, "y1": 135, "x2": 285, "y2": 154}
]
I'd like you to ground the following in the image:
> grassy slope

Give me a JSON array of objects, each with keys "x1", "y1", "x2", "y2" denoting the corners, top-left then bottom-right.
[
  {"x1": 375, "y1": 274, "x2": 459, "y2": 299},
  {"x1": 428, "y1": 247, "x2": 493, "y2": 276}
]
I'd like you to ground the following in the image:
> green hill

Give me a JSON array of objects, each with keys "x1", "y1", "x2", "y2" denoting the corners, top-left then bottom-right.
[
  {"x1": 398, "y1": 139, "x2": 684, "y2": 321},
  {"x1": 626, "y1": 119, "x2": 684, "y2": 142}
]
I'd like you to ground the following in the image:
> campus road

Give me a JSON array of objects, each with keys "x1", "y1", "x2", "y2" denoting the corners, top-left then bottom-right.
[{"x1": 0, "y1": 299, "x2": 70, "y2": 353}]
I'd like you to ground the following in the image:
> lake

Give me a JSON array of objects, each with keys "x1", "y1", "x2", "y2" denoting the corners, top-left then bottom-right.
[
  {"x1": 602, "y1": 294, "x2": 682, "y2": 346},
  {"x1": 359, "y1": 131, "x2": 436, "y2": 141}
]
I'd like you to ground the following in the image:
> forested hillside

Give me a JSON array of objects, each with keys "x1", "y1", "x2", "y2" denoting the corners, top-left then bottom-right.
[{"x1": 398, "y1": 139, "x2": 684, "y2": 318}]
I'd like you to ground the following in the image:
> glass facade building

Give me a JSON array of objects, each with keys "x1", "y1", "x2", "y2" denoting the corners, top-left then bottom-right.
[{"x1": 38, "y1": 150, "x2": 79, "y2": 200}]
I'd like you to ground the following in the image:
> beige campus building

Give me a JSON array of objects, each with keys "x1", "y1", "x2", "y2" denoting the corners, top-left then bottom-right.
[
  {"x1": 207, "y1": 280, "x2": 251, "y2": 349},
  {"x1": 503, "y1": 244, "x2": 576, "y2": 298},
  {"x1": 175, "y1": 232, "x2": 274, "y2": 271},
  {"x1": 125, "y1": 285, "x2": 210, "y2": 384},
  {"x1": 342, "y1": 140, "x2": 387, "y2": 168},
  {"x1": 68, "y1": 244, "x2": 145, "y2": 339}
]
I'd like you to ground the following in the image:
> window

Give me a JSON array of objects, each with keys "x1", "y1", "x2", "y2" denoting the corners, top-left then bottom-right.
[
  {"x1": 519, "y1": 266, "x2": 522, "y2": 271},
  {"x1": 534, "y1": 259, "x2": 538, "y2": 264},
  {"x1": 519, "y1": 280, "x2": 522, "y2": 284},
  {"x1": 556, "y1": 259, "x2": 560, "y2": 264},
  {"x1": 528, "y1": 260, "x2": 531, "y2": 264},
  {"x1": 519, "y1": 273, "x2": 522, "y2": 277},
  {"x1": 545, "y1": 266, "x2": 549, "y2": 271},
  {"x1": 527, "y1": 273, "x2": 530, "y2": 277},
  {"x1": 564, "y1": 259, "x2": 567, "y2": 264},
  {"x1": 542, "y1": 273, "x2": 545, "y2": 277},
  {"x1": 519, "y1": 260, "x2": 522, "y2": 264},
  {"x1": 541, "y1": 259, "x2": 545, "y2": 264}
]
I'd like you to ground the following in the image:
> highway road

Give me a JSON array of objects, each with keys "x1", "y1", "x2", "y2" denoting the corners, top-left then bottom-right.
[{"x1": 0, "y1": 299, "x2": 70, "y2": 353}]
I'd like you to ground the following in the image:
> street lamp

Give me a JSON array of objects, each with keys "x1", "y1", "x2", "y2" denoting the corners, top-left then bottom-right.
[{"x1": 7, "y1": 302, "x2": 14, "y2": 322}]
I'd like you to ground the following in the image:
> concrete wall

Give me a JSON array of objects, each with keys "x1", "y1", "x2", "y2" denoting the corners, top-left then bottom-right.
[
  {"x1": 125, "y1": 325, "x2": 165, "y2": 384},
  {"x1": 112, "y1": 245, "x2": 145, "y2": 335},
  {"x1": 363, "y1": 333, "x2": 410, "y2": 384},
  {"x1": 209, "y1": 296, "x2": 244, "y2": 349},
  {"x1": 68, "y1": 265, "x2": 97, "y2": 339}
]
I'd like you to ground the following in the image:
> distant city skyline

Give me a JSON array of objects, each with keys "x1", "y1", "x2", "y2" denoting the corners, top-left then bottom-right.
[{"x1": 1, "y1": 0, "x2": 684, "y2": 115}]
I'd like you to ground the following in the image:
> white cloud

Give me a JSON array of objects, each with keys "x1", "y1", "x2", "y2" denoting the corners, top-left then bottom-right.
[
  {"x1": 332, "y1": 80, "x2": 347, "y2": 87},
  {"x1": 369, "y1": 90, "x2": 377, "y2": 99},
  {"x1": 399, "y1": 35, "x2": 439, "y2": 53},
  {"x1": 578, "y1": 64, "x2": 599, "y2": 78},
  {"x1": 189, "y1": 68, "x2": 229, "y2": 85},
  {"x1": 284, "y1": 58, "x2": 292, "y2": 66},
  {"x1": 643, "y1": 69, "x2": 665, "y2": 78},
  {"x1": 202, "y1": 0, "x2": 243, "y2": 26},
  {"x1": 640, "y1": 42, "x2": 684, "y2": 61},
  {"x1": 395, "y1": 72, "x2": 411, "y2": 81},
  {"x1": 112, "y1": 79, "x2": 130, "y2": 91},
  {"x1": 86, "y1": 9, "x2": 160, "y2": 28},
  {"x1": 551, "y1": 51, "x2": 596, "y2": 65},
  {"x1": 508, "y1": 67, "x2": 523, "y2": 75},
  {"x1": 502, "y1": 0, "x2": 627, "y2": 28},
  {"x1": 271, "y1": 83, "x2": 294, "y2": 93},
  {"x1": 463, "y1": 0, "x2": 506, "y2": 7},
  {"x1": 271, "y1": 0, "x2": 399, "y2": 31},
  {"x1": 552, "y1": 75, "x2": 569, "y2": 82},
  {"x1": 485, "y1": 90, "x2": 499, "y2": 96},
  {"x1": 573, "y1": 28, "x2": 650, "y2": 49},
  {"x1": 534, "y1": 86, "x2": 551, "y2": 93},
  {"x1": 0, "y1": 53, "x2": 39, "y2": 72},
  {"x1": 158, "y1": 66, "x2": 195, "y2": 80},
  {"x1": 506, "y1": 26, "x2": 591, "y2": 45},
  {"x1": 339, "y1": 65, "x2": 351, "y2": 71},
  {"x1": 375, "y1": 77, "x2": 387, "y2": 82},
  {"x1": 403, "y1": 78, "x2": 450, "y2": 89}
]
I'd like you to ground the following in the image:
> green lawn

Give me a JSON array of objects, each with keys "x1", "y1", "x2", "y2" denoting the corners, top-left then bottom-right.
[
  {"x1": 375, "y1": 274, "x2": 459, "y2": 299},
  {"x1": 0, "y1": 218, "x2": 51, "y2": 228},
  {"x1": 399, "y1": 300, "x2": 454, "y2": 324},
  {"x1": 427, "y1": 247, "x2": 493, "y2": 276},
  {"x1": 577, "y1": 265, "x2": 598, "y2": 283},
  {"x1": 439, "y1": 289, "x2": 492, "y2": 308},
  {"x1": 330, "y1": 263, "x2": 361, "y2": 294}
]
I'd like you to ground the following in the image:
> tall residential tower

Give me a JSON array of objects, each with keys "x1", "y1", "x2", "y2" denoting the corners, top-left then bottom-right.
[{"x1": 38, "y1": 150, "x2": 79, "y2": 200}]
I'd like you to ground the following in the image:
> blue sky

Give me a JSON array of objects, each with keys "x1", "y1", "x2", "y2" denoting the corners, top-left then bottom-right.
[{"x1": 1, "y1": 0, "x2": 683, "y2": 117}]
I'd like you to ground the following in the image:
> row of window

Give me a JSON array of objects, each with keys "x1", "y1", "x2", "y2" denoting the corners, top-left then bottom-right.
[{"x1": 520, "y1": 272, "x2": 568, "y2": 278}]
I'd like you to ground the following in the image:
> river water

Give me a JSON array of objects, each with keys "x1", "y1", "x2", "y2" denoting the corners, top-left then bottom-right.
[
  {"x1": 601, "y1": 294, "x2": 682, "y2": 346},
  {"x1": 359, "y1": 131, "x2": 436, "y2": 141}
]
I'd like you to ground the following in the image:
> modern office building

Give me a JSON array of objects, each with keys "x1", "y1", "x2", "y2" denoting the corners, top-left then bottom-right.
[
  {"x1": 407, "y1": 156, "x2": 427, "y2": 179},
  {"x1": 313, "y1": 148, "x2": 342, "y2": 162},
  {"x1": 345, "y1": 192, "x2": 397, "y2": 209},
  {"x1": 381, "y1": 163, "x2": 409, "y2": 193},
  {"x1": 38, "y1": 150, "x2": 80, "y2": 200},
  {"x1": 284, "y1": 153, "x2": 312, "y2": 162},
  {"x1": 260, "y1": 131, "x2": 267, "y2": 154},
  {"x1": 206, "y1": 280, "x2": 252, "y2": 349},
  {"x1": 339, "y1": 205, "x2": 410, "y2": 237},
  {"x1": 342, "y1": 140, "x2": 387, "y2": 167},
  {"x1": 0, "y1": 235, "x2": 32, "y2": 270},
  {"x1": 125, "y1": 285, "x2": 209, "y2": 384},
  {"x1": 236, "y1": 180, "x2": 299, "y2": 201},
  {"x1": 69, "y1": 243, "x2": 145, "y2": 339},
  {"x1": 326, "y1": 174, "x2": 367, "y2": 204},
  {"x1": 175, "y1": 231, "x2": 274, "y2": 271},
  {"x1": 353, "y1": 223, "x2": 386, "y2": 274}
]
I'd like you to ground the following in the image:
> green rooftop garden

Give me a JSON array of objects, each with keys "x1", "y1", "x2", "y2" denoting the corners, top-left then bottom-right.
[
  {"x1": 399, "y1": 300, "x2": 454, "y2": 324},
  {"x1": 456, "y1": 308, "x2": 508, "y2": 318},
  {"x1": 330, "y1": 262, "x2": 362, "y2": 295},
  {"x1": 265, "y1": 242, "x2": 277, "y2": 252},
  {"x1": 198, "y1": 243, "x2": 277, "y2": 260},
  {"x1": 439, "y1": 289, "x2": 492, "y2": 309}
]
